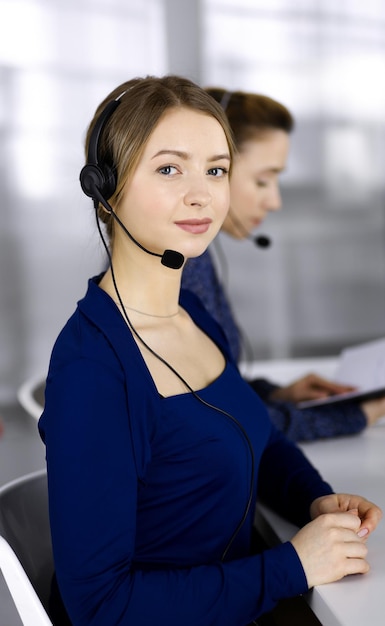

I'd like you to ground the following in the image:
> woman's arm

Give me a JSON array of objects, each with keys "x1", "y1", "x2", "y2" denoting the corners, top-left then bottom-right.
[
  {"x1": 257, "y1": 425, "x2": 334, "y2": 527},
  {"x1": 249, "y1": 378, "x2": 367, "y2": 441}
]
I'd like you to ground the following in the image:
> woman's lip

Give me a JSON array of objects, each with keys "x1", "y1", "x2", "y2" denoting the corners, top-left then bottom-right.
[{"x1": 175, "y1": 219, "x2": 212, "y2": 234}]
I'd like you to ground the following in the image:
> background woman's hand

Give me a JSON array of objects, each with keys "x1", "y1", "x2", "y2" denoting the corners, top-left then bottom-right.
[
  {"x1": 361, "y1": 396, "x2": 385, "y2": 426},
  {"x1": 290, "y1": 512, "x2": 369, "y2": 588},
  {"x1": 269, "y1": 373, "x2": 355, "y2": 404}
]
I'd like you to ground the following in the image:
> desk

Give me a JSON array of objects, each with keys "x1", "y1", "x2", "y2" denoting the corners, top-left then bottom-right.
[
  {"x1": 240, "y1": 356, "x2": 338, "y2": 385},
  {"x1": 249, "y1": 356, "x2": 385, "y2": 626}
]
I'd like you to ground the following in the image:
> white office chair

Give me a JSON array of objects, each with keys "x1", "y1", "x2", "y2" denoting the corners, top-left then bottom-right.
[
  {"x1": 17, "y1": 374, "x2": 46, "y2": 421},
  {"x1": 0, "y1": 469, "x2": 53, "y2": 625}
]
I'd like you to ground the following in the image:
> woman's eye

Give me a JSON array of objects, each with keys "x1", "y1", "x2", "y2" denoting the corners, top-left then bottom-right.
[
  {"x1": 208, "y1": 167, "x2": 228, "y2": 177},
  {"x1": 256, "y1": 180, "x2": 268, "y2": 188},
  {"x1": 158, "y1": 165, "x2": 178, "y2": 175}
]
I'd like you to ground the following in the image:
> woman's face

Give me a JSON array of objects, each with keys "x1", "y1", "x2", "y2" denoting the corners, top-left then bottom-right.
[
  {"x1": 222, "y1": 129, "x2": 290, "y2": 239},
  {"x1": 115, "y1": 107, "x2": 231, "y2": 263}
]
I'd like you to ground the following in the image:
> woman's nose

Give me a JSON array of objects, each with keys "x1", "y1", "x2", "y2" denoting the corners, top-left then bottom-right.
[
  {"x1": 265, "y1": 185, "x2": 282, "y2": 212},
  {"x1": 184, "y1": 175, "x2": 211, "y2": 207}
]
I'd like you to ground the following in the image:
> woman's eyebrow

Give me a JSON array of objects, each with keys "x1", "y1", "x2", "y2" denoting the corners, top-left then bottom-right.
[
  {"x1": 209, "y1": 153, "x2": 231, "y2": 162},
  {"x1": 152, "y1": 149, "x2": 189, "y2": 160},
  {"x1": 151, "y1": 149, "x2": 230, "y2": 162}
]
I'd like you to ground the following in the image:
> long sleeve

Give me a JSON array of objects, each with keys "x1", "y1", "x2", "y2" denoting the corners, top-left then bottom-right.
[
  {"x1": 248, "y1": 378, "x2": 367, "y2": 442},
  {"x1": 257, "y1": 425, "x2": 334, "y2": 527}
]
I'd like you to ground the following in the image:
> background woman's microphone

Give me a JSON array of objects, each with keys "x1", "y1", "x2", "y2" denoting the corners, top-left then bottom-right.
[{"x1": 228, "y1": 211, "x2": 271, "y2": 249}]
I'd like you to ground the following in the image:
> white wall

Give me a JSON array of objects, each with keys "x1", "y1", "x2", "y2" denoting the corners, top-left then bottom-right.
[
  {"x1": 0, "y1": 0, "x2": 168, "y2": 401},
  {"x1": 202, "y1": 0, "x2": 385, "y2": 360}
]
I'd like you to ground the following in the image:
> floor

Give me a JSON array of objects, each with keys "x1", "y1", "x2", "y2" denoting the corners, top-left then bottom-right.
[{"x1": 0, "y1": 401, "x2": 47, "y2": 625}]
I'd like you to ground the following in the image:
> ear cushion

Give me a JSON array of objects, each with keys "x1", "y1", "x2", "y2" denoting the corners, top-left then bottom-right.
[
  {"x1": 80, "y1": 97, "x2": 121, "y2": 202},
  {"x1": 79, "y1": 163, "x2": 117, "y2": 200}
]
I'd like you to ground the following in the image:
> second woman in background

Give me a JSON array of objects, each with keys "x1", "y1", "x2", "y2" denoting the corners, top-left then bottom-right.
[{"x1": 182, "y1": 88, "x2": 385, "y2": 440}]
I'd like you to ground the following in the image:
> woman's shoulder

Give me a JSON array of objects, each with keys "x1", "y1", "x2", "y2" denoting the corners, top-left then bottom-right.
[{"x1": 48, "y1": 275, "x2": 134, "y2": 373}]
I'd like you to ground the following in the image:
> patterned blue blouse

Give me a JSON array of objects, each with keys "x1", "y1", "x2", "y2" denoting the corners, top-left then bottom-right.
[{"x1": 182, "y1": 249, "x2": 367, "y2": 441}]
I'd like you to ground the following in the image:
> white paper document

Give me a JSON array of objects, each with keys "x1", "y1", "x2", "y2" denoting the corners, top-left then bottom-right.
[{"x1": 298, "y1": 337, "x2": 385, "y2": 409}]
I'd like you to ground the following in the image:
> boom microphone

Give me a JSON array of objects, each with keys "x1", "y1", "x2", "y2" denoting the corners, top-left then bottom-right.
[
  {"x1": 91, "y1": 185, "x2": 185, "y2": 270},
  {"x1": 254, "y1": 234, "x2": 271, "y2": 249},
  {"x1": 228, "y1": 211, "x2": 271, "y2": 249}
]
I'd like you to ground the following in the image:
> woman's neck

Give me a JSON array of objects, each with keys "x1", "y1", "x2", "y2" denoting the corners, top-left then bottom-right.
[{"x1": 99, "y1": 255, "x2": 183, "y2": 319}]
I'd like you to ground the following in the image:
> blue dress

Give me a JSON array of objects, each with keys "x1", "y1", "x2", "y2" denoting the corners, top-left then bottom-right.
[
  {"x1": 39, "y1": 276, "x2": 333, "y2": 625},
  {"x1": 182, "y1": 250, "x2": 367, "y2": 441}
]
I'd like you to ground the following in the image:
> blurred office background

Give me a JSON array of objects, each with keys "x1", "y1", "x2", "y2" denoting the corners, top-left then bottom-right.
[{"x1": 1, "y1": 0, "x2": 385, "y2": 403}]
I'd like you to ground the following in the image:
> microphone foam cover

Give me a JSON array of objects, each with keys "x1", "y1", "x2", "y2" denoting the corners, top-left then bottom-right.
[{"x1": 161, "y1": 250, "x2": 185, "y2": 269}]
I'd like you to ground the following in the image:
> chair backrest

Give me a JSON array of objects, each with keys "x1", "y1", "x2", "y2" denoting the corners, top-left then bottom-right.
[
  {"x1": 17, "y1": 374, "x2": 46, "y2": 421},
  {"x1": 0, "y1": 469, "x2": 54, "y2": 625}
]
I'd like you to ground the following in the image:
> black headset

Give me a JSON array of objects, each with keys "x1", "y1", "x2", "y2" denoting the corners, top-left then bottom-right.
[{"x1": 79, "y1": 96, "x2": 123, "y2": 205}]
